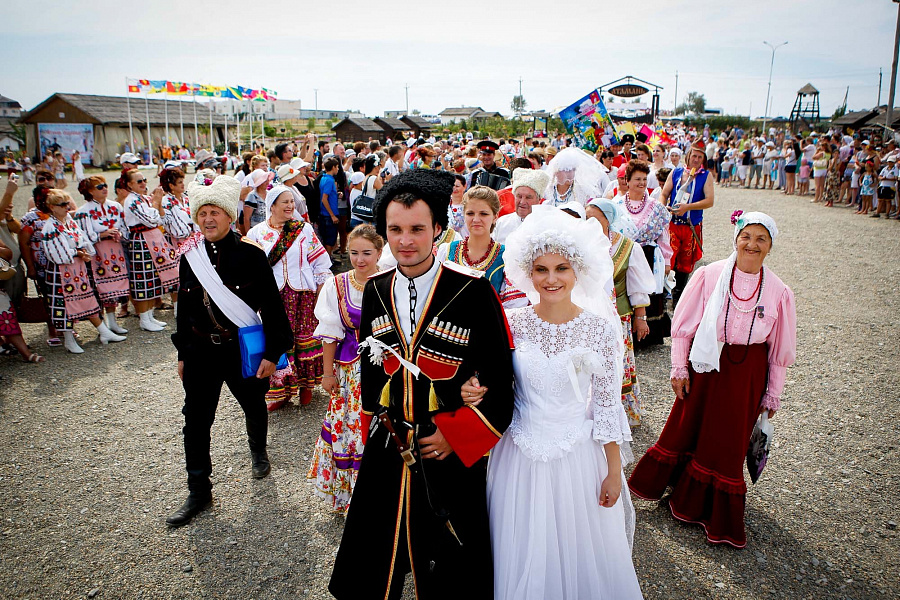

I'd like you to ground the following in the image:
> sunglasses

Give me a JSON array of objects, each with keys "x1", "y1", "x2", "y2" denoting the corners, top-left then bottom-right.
[
  {"x1": 94, "y1": 183, "x2": 108, "y2": 190},
  {"x1": 50, "y1": 202, "x2": 69, "y2": 207},
  {"x1": 37, "y1": 176, "x2": 51, "y2": 182},
  {"x1": 133, "y1": 178, "x2": 147, "y2": 184}
]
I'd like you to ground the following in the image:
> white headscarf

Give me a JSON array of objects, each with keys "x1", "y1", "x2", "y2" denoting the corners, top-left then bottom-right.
[
  {"x1": 689, "y1": 211, "x2": 779, "y2": 373},
  {"x1": 264, "y1": 184, "x2": 303, "y2": 223}
]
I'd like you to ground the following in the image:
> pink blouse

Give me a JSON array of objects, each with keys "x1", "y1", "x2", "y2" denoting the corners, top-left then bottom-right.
[{"x1": 670, "y1": 260, "x2": 796, "y2": 411}]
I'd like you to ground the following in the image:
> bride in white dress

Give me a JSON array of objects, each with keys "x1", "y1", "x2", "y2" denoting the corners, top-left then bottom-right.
[{"x1": 463, "y1": 206, "x2": 643, "y2": 599}]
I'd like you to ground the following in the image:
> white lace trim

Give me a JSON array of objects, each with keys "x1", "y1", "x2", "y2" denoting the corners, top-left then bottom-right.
[{"x1": 506, "y1": 307, "x2": 632, "y2": 461}]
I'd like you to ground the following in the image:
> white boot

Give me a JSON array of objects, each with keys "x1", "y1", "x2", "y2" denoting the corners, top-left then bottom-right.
[
  {"x1": 139, "y1": 311, "x2": 165, "y2": 332},
  {"x1": 97, "y1": 322, "x2": 127, "y2": 345},
  {"x1": 148, "y1": 308, "x2": 167, "y2": 327},
  {"x1": 173, "y1": 301, "x2": 178, "y2": 320},
  {"x1": 63, "y1": 331, "x2": 84, "y2": 354},
  {"x1": 105, "y1": 312, "x2": 129, "y2": 335}
]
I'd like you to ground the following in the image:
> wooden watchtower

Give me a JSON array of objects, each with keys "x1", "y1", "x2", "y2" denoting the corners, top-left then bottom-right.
[{"x1": 789, "y1": 83, "x2": 820, "y2": 130}]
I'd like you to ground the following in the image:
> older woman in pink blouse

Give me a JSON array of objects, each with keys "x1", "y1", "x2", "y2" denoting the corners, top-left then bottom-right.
[{"x1": 629, "y1": 210, "x2": 796, "y2": 549}]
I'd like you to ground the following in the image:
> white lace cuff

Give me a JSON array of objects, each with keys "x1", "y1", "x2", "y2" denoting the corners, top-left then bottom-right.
[
  {"x1": 592, "y1": 401, "x2": 633, "y2": 446},
  {"x1": 314, "y1": 271, "x2": 332, "y2": 285},
  {"x1": 670, "y1": 365, "x2": 690, "y2": 380}
]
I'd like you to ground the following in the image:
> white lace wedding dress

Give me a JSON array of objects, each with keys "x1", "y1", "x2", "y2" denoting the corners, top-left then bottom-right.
[{"x1": 487, "y1": 306, "x2": 643, "y2": 600}]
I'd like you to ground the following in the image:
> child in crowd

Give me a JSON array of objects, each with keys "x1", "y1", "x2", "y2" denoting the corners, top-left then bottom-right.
[
  {"x1": 798, "y1": 157, "x2": 811, "y2": 196},
  {"x1": 857, "y1": 161, "x2": 876, "y2": 215}
]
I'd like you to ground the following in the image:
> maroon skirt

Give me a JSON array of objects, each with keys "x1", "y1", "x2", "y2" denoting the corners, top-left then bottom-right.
[{"x1": 628, "y1": 343, "x2": 768, "y2": 548}]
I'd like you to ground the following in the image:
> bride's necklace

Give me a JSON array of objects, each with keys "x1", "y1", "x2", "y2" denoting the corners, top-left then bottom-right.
[
  {"x1": 553, "y1": 184, "x2": 574, "y2": 204},
  {"x1": 349, "y1": 270, "x2": 365, "y2": 291}
]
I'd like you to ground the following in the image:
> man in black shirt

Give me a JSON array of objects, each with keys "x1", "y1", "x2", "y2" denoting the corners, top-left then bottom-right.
[
  {"x1": 468, "y1": 140, "x2": 511, "y2": 190},
  {"x1": 167, "y1": 176, "x2": 292, "y2": 527}
]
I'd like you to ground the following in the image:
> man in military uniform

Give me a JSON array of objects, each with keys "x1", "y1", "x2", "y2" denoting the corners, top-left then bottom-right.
[
  {"x1": 166, "y1": 176, "x2": 293, "y2": 527},
  {"x1": 468, "y1": 140, "x2": 511, "y2": 190},
  {"x1": 329, "y1": 170, "x2": 515, "y2": 600}
]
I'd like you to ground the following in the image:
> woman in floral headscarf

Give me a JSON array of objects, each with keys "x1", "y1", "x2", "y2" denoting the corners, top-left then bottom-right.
[
  {"x1": 629, "y1": 210, "x2": 797, "y2": 549},
  {"x1": 246, "y1": 184, "x2": 332, "y2": 410}
]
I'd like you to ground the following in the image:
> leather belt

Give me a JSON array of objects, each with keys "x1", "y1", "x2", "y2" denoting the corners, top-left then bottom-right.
[{"x1": 191, "y1": 326, "x2": 234, "y2": 345}]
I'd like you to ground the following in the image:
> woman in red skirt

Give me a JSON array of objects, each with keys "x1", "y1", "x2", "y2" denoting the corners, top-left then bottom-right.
[{"x1": 629, "y1": 210, "x2": 796, "y2": 548}]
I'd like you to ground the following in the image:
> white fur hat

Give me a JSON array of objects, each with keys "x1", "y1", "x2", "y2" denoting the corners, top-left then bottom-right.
[
  {"x1": 188, "y1": 175, "x2": 240, "y2": 224},
  {"x1": 511, "y1": 167, "x2": 550, "y2": 198}
]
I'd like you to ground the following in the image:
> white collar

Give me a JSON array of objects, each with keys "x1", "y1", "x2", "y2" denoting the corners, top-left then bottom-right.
[{"x1": 395, "y1": 254, "x2": 440, "y2": 286}]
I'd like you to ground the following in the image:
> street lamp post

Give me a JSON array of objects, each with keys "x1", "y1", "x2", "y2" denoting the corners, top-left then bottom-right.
[
  {"x1": 762, "y1": 41, "x2": 788, "y2": 134},
  {"x1": 886, "y1": 0, "x2": 900, "y2": 131}
]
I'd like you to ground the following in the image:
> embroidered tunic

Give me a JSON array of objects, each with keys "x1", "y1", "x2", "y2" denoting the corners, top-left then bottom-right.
[
  {"x1": 443, "y1": 239, "x2": 528, "y2": 309},
  {"x1": 246, "y1": 219, "x2": 332, "y2": 291}
]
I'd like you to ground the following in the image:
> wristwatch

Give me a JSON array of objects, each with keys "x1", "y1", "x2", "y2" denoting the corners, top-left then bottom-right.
[{"x1": 634, "y1": 315, "x2": 647, "y2": 321}]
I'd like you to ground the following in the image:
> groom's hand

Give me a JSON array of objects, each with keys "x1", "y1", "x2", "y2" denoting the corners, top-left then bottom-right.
[{"x1": 420, "y1": 420, "x2": 454, "y2": 461}]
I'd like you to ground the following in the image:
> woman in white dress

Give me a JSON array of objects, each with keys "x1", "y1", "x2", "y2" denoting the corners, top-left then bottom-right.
[{"x1": 462, "y1": 205, "x2": 642, "y2": 599}]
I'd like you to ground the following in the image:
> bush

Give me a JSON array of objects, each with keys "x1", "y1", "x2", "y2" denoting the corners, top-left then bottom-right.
[{"x1": 682, "y1": 115, "x2": 752, "y2": 132}]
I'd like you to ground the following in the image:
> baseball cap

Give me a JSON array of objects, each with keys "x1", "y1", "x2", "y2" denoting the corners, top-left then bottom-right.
[
  {"x1": 120, "y1": 152, "x2": 140, "y2": 164},
  {"x1": 349, "y1": 172, "x2": 366, "y2": 185}
]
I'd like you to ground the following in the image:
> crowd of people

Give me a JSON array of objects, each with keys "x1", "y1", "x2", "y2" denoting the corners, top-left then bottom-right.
[{"x1": 0, "y1": 120, "x2": 812, "y2": 598}]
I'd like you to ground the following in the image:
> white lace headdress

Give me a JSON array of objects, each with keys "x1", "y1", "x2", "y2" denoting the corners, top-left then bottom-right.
[
  {"x1": 542, "y1": 148, "x2": 605, "y2": 206},
  {"x1": 504, "y1": 205, "x2": 621, "y2": 336}
]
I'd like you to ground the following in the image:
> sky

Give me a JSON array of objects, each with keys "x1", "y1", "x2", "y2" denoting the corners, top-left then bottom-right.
[{"x1": 5, "y1": 0, "x2": 899, "y2": 121}]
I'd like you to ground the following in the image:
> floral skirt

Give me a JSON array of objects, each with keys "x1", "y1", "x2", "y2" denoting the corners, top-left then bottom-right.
[
  {"x1": 266, "y1": 288, "x2": 324, "y2": 409},
  {"x1": 0, "y1": 290, "x2": 22, "y2": 336},
  {"x1": 307, "y1": 359, "x2": 364, "y2": 513},
  {"x1": 824, "y1": 171, "x2": 841, "y2": 204},
  {"x1": 45, "y1": 260, "x2": 100, "y2": 332},
  {"x1": 620, "y1": 315, "x2": 641, "y2": 426}
]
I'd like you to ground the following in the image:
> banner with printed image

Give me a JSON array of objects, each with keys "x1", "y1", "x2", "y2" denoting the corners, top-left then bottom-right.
[
  {"x1": 559, "y1": 89, "x2": 618, "y2": 152},
  {"x1": 38, "y1": 123, "x2": 94, "y2": 164}
]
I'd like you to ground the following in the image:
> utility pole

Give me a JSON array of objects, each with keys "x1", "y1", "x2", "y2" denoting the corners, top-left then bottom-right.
[
  {"x1": 519, "y1": 76, "x2": 523, "y2": 98},
  {"x1": 878, "y1": 68, "x2": 883, "y2": 107},
  {"x1": 887, "y1": 0, "x2": 900, "y2": 129},
  {"x1": 674, "y1": 71, "x2": 678, "y2": 113},
  {"x1": 314, "y1": 89, "x2": 318, "y2": 118},
  {"x1": 405, "y1": 84, "x2": 409, "y2": 115},
  {"x1": 762, "y1": 40, "x2": 788, "y2": 133}
]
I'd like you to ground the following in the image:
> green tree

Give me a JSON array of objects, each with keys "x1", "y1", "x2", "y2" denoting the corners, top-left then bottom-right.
[
  {"x1": 263, "y1": 125, "x2": 276, "y2": 138},
  {"x1": 307, "y1": 117, "x2": 316, "y2": 131},
  {"x1": 511, "y1": 95, "x2": 527, "y2": 116},
  {"x1": 325, "y1": 120, "x2": 334, "y2": 130},
  {"x1": 832, "y1": 104, "x2": 847, "y2": 121},
  {"x1": 412, "y1": 109, "x2": 421, "y2": 116},
  {"x1": 676, "y1": 92, "x2": 706, "y2": 116}
]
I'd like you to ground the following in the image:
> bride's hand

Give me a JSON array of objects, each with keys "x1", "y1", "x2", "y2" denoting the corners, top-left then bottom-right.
[
  {"x1": 460, "y1": 375, "x2": 487, "y2": 406},
  {"x1": 599, "y1": 471, "x2": 622, "y2": 508}
]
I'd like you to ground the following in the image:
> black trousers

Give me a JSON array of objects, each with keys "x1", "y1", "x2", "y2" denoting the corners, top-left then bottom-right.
[{"x1": 180, "y1": 338, "x2": 270, "y2": 496}]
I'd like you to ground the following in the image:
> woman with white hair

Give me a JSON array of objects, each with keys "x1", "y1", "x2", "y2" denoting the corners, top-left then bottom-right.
[
  {"x1": 246, "y1": 184, "x2": 333, "y2": 410},
  {"x1": 629, "y1": 210, "x2": 796, "y2": 549},
  {"x1": 542, "y1": 147, "x2": 605, "y2": 207},
  {"x1": 462, "y1": 205, "x2": 642, "y2": 599}
]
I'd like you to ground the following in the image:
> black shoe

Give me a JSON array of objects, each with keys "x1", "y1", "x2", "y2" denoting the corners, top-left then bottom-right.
[
  {"x1": 251, "y1": 451, "x2": 271, "y2": 479},
  {"x1": 166, "y1": 494, "x2": 212, "y2": 528}
]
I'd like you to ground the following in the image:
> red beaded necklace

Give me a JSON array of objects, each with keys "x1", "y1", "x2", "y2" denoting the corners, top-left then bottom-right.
[
  {"x1": 730, "y1": 269, "x2": 762, "y2": 301},
  {"x1": 462, "y1": 237, "x2": 496, "y2": 267}
]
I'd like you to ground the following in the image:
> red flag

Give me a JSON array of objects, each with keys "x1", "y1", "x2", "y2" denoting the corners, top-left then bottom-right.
[{"x1": 127, "y1": 85, "x2": 141, "y2": 93}]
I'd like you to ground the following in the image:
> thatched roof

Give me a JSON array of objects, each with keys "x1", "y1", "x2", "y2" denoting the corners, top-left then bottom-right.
[
  {"x1": 401, "y1": 115, "x2": 432, "y2": 129},
  {"x1": 797, "y1": 83, "x2": 819, "y2": 95},
  {"x1": 373, "y1": 117, "x2": 408, "y2": 131},
  {"x1": 20, "y1": 93, "x2": 228, "y2": 126},
  {"x1": 331, "y1": 117, "x2": 384, "y2": 132}
]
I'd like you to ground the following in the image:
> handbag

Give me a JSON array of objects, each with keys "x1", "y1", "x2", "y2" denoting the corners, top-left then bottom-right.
[
  {"x1": 238, "y1": 324, "x2": 290, "y2": 378},
  {"x1": 15, "y1": 285, "x2": 49, "y2": 324},
  {"x1": 350, "y1": 176, "x2": 377, "y2": 222},
  {"x1": 0, "y1": 258, "x2": 15, "y2": 281},
  {"x1": 746, "y1": 412, "x2": 774, "y2": 484}
]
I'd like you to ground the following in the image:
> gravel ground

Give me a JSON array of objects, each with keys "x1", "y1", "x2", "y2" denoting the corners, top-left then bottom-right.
[{"x1": 0, "y1": 173, "x2": 897, "y2": 599}]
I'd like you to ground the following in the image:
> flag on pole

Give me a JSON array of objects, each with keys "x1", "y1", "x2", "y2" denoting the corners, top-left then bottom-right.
[
  {"x1": 166, "y1": 81, "x2": 189, "y2": 95},
  {"x1": 128, "y1": 84, "x2": 141, "y2": 93},
  {"x1": 146, "y1": 80, "x2": 167, "y2": 94}
]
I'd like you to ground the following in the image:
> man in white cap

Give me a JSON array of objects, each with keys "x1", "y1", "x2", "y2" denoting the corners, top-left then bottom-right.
[
  {"x1": 167, "y1": 176, "x2": 293, "y2": 527},
  {"x1": 491, "y1": 167, "x2": 551, "y2": 243}
]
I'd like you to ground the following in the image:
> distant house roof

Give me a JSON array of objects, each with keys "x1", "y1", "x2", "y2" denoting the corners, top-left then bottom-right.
[
  {"x1": 832, "y1": 109, "x2": 879, "y2": 127},
  {"x1": 797, "y1": 83, "x2": 819, "y2": 95},
  {"x1": 331, "y1": 117, "x2": 384, "y2": 132},
  {"x1": 861, "y1": 106, "x2": 900, "y2": 129},
  {"x1": 401, "y1": 115, "x2": 432, "y2": 129},
  {"x1": 20, "y1": 93, "x2": 228, "y2": 126},
  {"x1": 472, "y1": 111, "x2": 502, "y2": 119},
  {"x1": 439, "y1": 107, "x2": 483, "y2": 116},
  {"x1": 0, "y1": 95, "x2": 22, "y2": 109},
  {"x1": 373, "y1": 117, "x2": 408, "y2": 131}
]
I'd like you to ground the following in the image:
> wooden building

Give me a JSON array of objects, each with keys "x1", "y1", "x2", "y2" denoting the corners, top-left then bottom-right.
[{"x1": 331, "y1": 117, "x2": 386, "y2": 143}]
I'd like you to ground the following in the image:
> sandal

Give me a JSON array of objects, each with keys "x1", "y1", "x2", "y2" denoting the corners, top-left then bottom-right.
[
  {"x1": 47, "y1": 337, "x2": 62, "y2": 347},
  {"x1": 26, "y1": 353, "x2": 45, "y2": 363}
]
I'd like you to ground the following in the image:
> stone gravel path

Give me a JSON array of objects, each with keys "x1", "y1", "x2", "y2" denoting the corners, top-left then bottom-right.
[{"x1": 0, "y1": 177, "x2": 897, "y2": 599}]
